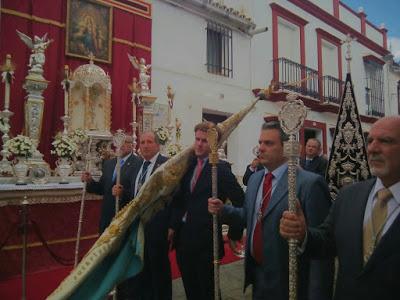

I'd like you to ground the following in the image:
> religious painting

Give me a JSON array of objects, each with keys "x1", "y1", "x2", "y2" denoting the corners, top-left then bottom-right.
[{"x1": 66, "y1": 0, "x2": 113, "y2": 63}]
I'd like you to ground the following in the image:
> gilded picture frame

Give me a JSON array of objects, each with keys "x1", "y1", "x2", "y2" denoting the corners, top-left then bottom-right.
[{"x1": 66, "y1": 0, "x2": 113, "y2": 64}]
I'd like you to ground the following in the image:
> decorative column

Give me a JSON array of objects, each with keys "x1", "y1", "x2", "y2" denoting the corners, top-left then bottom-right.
[
  {"x1": 17, "y1": 30, "x2": 52, "y2": 165},
  {"x1": 0, "y1": 54, "x2": 15, "y2": 176},
  {"x1": 141, "y1": 94, "x2": 157, "y2": 132}
]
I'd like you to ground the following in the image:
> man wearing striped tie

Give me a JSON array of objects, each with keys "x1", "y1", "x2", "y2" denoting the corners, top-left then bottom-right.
[
  {"x1": 113, "y1": 131, "x2": 170, "y2": 300},
  {"x1": 280, "y1": 116, "x2": 400, "y2": 300}
]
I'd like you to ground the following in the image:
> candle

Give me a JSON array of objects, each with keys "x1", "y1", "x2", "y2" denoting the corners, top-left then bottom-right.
[
  {"x1": 4, "y1": 78, "x2": 10, "y2": 111},
  {"x1": 132, "y1": 99, "x2": 137, "y2": 122},
  {"x1": 3, "y1": 54, "x2": 12, "y2": 111},
  {"x1": 64, "y1": 65, "x2": 69, "y2": 115}
]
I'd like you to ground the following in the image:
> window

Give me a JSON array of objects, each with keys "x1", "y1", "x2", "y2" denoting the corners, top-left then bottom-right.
[
  {"x1": 364, "y1": 61, "x2": 384, "y2": 117},
  {"x1": 206, "y1": 22, "x2": 233, "y2": 77}
]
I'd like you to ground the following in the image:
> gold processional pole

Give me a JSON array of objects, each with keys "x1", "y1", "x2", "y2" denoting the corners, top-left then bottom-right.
[
  {"x1": 207, "y1": 127, "x2": 220, "y2": 300},
  {"x1": 74, "y1": 136, "x2": 93, "y2": 267},
  {"x1": 278, "y1": 93, "x2": 307, "y2": 300}
]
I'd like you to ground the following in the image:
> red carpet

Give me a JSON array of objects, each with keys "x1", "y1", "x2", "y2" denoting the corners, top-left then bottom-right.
[{"x1": 0, "y1": 242, "x2": 242, "y2": 299}]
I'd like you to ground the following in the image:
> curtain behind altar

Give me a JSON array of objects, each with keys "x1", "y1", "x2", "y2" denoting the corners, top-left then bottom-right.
[{"x1": 0, "y1": 0, "x2": 152, "y2": 165}]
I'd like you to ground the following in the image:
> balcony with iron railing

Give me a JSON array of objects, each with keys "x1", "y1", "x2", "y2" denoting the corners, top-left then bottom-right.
[
  {"x1": 365, "y1": 79, "x2": 385, "y2": 117},
  {"x1": 273, "y1": 57, "x2": 344, "y2": 105}
]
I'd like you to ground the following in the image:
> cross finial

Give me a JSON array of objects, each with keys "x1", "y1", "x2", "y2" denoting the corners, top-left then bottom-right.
[{"x1": 342, "y1": 34, "x2": 355, "y2": 74}]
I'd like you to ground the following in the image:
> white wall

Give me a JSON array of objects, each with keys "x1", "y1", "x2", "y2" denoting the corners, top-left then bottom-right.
[
  {"x1": 339, "y1": 5, "x2": 361, "y2": 32},
  {"x1": 366, "y1": 23, "x2": 384, "y2": 47},
  {"x1": 152, "y1": 0, "x2": 255, "y2": 175}
]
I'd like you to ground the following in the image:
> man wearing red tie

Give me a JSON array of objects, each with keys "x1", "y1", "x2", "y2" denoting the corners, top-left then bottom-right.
[
  {"x1": 171, "y1": 121, "x2": 244, "y2": 300},
  {"x1": 208, "y1": 121, "x2": 332, "y2": 300}
]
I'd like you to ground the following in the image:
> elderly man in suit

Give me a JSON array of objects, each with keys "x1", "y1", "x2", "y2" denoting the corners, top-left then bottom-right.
[
  {"x1": 81, "y1": 135, "x2": 142, "y2": 233},
  {"x1": 209, "y1": 121, "x2": 333, "y2": 300},
  {"x1": 171, "y1": 121, "x2": 244, "y2": 300},
  {"x1": 280, "y1": 116, "x2": 400, "y2": 300},
  {"x1": 113, "y1": 131, "x2": 171, "y2": 300},
  {"x1": 300, "y1": 138, "x2": 327, "y2": 178}
]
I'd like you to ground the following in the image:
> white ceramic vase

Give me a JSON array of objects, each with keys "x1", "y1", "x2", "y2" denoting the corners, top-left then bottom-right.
[
  {"x1": 14, "y1": 157, "x2": 29, "y2": 185},
  {"x1": 56, "y1": 157, "x2": 73, "y2": 184}
]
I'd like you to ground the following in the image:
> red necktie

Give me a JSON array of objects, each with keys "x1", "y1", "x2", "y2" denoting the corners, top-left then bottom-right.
[
  {"x1": 191, "y1": 158, "x2": 204, "y2": 192},
  {"x1": 252, "y1": 172, "x2": 274, "y2": 264}
]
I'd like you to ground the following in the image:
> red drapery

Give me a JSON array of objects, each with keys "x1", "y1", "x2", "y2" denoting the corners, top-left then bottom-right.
[{"x1": 0, "y1": 0, "x2": 152, "y2": 165}]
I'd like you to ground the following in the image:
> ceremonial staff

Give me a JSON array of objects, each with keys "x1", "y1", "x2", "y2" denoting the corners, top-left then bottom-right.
[
  {"x1": 278, "y1": 93, "x2": 307, "y2": 300},
  {"x1": 113, "y1": 130, "x2": 126, "y2": 214},
  {"x1": 74, "y1": 137, "x2": 93, "y2": 267},
  {"x1": 207, "y1": 126, "x2": 220, "y2": 300}
]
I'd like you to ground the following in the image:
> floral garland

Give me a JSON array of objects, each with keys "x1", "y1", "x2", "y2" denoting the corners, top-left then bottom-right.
[
  {"x1": 155, "y1": 126, "x2": 170, "y2": 145},
  {"x1": 166, "y1": 143, "x2": 182, "y2": 157},
  {"x1": 51, "y1": 133, "x2": 78, "y2": 158},
  {"x1": 4, "y1": 135, "x2": 35, "y2": 157}
]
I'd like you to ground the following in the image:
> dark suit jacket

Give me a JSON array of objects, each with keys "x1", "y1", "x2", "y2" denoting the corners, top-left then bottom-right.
[
  {"x1": 242, "y1": 164, "x2": 264, "y2": 186},
  {"x1": 86, "y1": 153, "x2": 142, "y2": 233},
  {"x1": 223, "y1": 167, "x2": 333, "y2": 300},
  {"x1": 172, "y1": 157, "x2": 245, "y2": 258},
  {"x1": 306, "y1": 178, "x2": 400, "y2": 300},
  {"x1": 300, "y1": 156, "x2": 328, "y2": 178}
]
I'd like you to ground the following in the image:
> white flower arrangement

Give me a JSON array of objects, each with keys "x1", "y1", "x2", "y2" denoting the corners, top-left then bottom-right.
[
  {"x1": 4, "y1": 135, "x2": 35, "y2": 158},
  {"x1": 155, "y1": 126, "x2": 170, "y2": 145},
  {"x1": 51, "y1": 134, "x2": 78, "y2": 158},
  {"x1": 166, "y1": 143, "x2": 182, "y2": 157},
  {"x1": 69, "y1": 128, "x2": 88, "y2": 144}
]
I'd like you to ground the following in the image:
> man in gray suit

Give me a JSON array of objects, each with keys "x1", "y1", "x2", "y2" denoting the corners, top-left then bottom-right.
[
  {"x1": 209, "y1": 121, "x2": 332, "y2": 300},
  {"x1": 81, "y1": 135, "x2": 142, "y2": 233},
  {"x1": 280, "y1": 116, "x2": 400, "y2": 300}
]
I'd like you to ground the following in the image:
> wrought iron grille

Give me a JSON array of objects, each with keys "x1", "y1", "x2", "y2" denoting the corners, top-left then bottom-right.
[
  {"x1": 365, "y1": 61, "x2": 385, "y2": 117},
  {"x1": 206, "y1": 22, "x2": 233, "y2": 77}
]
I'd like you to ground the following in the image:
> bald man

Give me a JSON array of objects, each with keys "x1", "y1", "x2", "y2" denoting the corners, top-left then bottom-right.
[{"x1": 280, "y1": 116, "x2": 400, "y2": 300}]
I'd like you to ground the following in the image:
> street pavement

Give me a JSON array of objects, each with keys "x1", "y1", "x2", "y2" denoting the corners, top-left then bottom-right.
[{"x1": 172, "y1": 259, "x2": 252, "y2": 299}]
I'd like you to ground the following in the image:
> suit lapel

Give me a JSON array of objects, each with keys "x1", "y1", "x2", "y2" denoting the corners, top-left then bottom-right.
[
  {"x1": 362, "y1": 180, "x2": 400, "y2": 273},
  {"x1": 247, "y1": 171, "x2": 264, "y2": 235}
]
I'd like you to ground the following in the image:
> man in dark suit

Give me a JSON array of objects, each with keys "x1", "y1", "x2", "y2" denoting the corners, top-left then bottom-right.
[
  {"x1": 114, "y1": 131, "x2": 171, "y2": 300},
  {"x1": 300, "y1": 138, "x2": 327, "y2": 178},
  {"x1": 171, "y1": 121, "x2": 245, "y2": 300},
  {"x1": 209, "y1": 121, "x2": 333, "y2": 300},
  {"x1": 243, "y1": 157, "x2": 263, "y2": 186},
  {"x1": 81, "y1": 135, "x2": 142, "y2": 233},
  {"x1": 280, "y1": 116, "x2": 400, "y2": 300}
]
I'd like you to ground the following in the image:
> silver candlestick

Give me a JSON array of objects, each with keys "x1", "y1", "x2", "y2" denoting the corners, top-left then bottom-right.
[
  {"x1": 61, "y1": 65, "x2": 72, "y2": 135},
  {"x1": 129, "y1": 77, "x2": 140, "y2": 153},
  {"x1": 0, "y1": 54, "x2": 15, "y2": 175}
]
